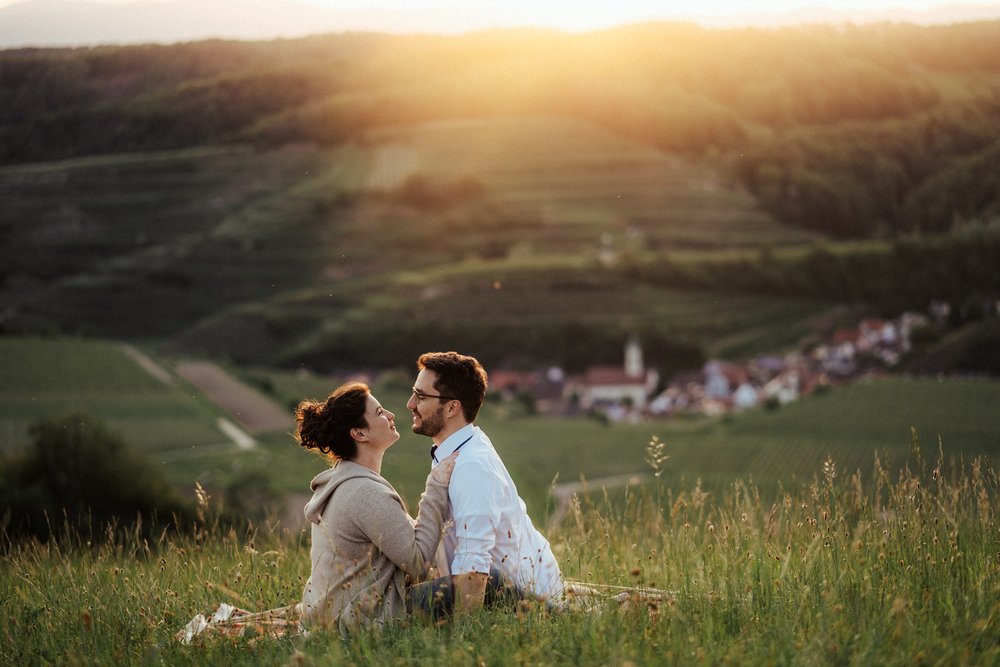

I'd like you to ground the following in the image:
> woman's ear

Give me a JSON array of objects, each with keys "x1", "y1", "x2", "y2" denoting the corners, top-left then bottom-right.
[{"x1": 351, "y1": 427, "x2": 366, "y2": 442}]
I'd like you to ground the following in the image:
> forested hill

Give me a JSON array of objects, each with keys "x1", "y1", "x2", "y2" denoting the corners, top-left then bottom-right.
[{"x1": 2, "y1": 21, "x2": 999, "y2": 239}]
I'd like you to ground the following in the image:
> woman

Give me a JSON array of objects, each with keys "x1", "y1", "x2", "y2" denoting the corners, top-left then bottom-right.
[{"x1": 295, "y1": 381, "x2": 456, "y2": 633}]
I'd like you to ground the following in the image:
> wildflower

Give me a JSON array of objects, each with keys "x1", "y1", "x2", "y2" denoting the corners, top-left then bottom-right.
[
  {"x1": 194, "y1": 481, "x2": 211, "y2": 522},
  {"x1": 645, "y1": 436, "x2": 670, "y2": 478},
  {"x1": 823, "y1": 457, "x2": 837, "y2": 485}
]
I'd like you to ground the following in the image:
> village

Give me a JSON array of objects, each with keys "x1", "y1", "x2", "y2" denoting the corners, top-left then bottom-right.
[{"x1": 488, "y1": 303, "x2": 974, "y2": 423}]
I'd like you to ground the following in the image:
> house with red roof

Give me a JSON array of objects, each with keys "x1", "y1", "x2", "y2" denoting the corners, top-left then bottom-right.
[{"x1": 565, "y1": 337, "x2": 659, "y2": 415}]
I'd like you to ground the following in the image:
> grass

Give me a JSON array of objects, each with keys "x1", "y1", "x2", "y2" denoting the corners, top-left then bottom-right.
[{"x1": 2, "y1": 442, "x2": 997, "y2": 665}]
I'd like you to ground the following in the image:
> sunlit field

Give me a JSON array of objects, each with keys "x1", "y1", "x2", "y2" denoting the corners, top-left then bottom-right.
[{"x1": 3, "y1": 443, "x2": 997, "y2": 666}]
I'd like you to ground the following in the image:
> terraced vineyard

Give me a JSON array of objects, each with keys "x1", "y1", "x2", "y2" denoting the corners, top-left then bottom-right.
[{"x1": 0, "y1": 116, "x2": 829, "y2": 370}]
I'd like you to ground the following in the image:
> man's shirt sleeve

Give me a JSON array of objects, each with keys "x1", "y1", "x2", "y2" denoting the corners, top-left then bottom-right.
[{"x1": 448, "y1": 458, "x2": 503, "y2": 575}]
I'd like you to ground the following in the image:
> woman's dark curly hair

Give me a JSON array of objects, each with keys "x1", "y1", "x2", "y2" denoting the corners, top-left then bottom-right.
[{"x1": 295, "y1": 382, "x2": 369, "y2": 461}]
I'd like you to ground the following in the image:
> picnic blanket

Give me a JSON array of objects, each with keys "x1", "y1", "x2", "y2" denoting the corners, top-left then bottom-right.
[
  {"x1": 176, "y1": 582, "x2": 672, "y2": 644},
  {"x1": 176, "y1": 603, "x2": 304, "y2": 644}
]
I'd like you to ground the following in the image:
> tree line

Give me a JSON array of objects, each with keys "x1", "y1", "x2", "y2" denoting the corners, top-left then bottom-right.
[{"x1": 626, "y1": 219, "x2": 1000, "y2": 315}]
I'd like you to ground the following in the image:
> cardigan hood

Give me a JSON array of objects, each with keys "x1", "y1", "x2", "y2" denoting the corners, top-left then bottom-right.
[{"x1": 303, "y1": 460, "x2": 387, "y2": 525}]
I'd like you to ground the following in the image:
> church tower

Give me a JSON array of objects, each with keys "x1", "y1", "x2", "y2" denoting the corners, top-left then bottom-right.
[{"x1": 625, "y1": 335, "x2": 643, "y2": 379}]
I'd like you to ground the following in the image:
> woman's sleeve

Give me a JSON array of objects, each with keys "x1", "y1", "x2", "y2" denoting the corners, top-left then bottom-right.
[
  {"x1": 411, "y1": 474, "x2": 451, "y2": 567},
  {"x1": 353, "y1": 477, "x2": 449, "y2": 581}
]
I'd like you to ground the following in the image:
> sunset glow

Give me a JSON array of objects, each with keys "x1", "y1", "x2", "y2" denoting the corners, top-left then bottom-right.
[
  {"x1": 313, "y1": 0, "x2": 1000, "y2": 31},
  {"x1": 1, "y1": 0, "x2": 999, "y2": 48}
]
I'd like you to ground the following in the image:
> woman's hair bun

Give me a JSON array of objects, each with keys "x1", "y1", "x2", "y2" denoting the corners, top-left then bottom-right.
[{"x1": 295, "y1": 382, "x2": 369, "y2": 461}]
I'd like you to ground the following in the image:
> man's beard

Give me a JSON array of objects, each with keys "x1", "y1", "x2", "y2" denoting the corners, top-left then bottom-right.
[{"x1": 412, "y1": 404, "x2": 446, "y2": 437}]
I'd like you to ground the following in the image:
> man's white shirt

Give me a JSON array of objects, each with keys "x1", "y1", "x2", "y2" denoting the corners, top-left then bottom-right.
[{"x1": 430, "y1": 423, "x2": 564, "y2": 599}]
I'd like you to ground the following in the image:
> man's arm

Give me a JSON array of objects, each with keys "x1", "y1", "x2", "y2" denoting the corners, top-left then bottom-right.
[
  {"x1": 453, "y1": 571, "x2": 489, "y2": 613},
  {"x1": 448, "y1": 457, "x2": 502, "y2": 613}
]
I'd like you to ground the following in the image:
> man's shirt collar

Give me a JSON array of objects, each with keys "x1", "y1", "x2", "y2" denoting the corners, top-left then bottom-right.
[{"x1": 433, "y1": 423, "x2": 476, "y2": 462}]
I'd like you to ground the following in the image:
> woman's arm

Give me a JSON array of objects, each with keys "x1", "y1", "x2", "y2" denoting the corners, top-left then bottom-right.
[
  {"x1": 410, "y1": 452, "x2": 456, "y2": 565},
  {"x1": 354, "y1": 456, "x2": 455, "y2": 581}
]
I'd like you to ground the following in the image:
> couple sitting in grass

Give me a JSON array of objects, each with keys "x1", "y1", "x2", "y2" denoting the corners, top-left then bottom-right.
[
  {"x1": 180, "y1": 351, "x2": 565, "y2": 641},
  {"x1": 297, "y1": 351, "x2": 564, "y2": 631}
]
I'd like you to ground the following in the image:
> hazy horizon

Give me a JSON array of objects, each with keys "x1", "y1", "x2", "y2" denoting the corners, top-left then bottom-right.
[{"x1": 2, "y1": 0, "x2": 999, "y2": 49}]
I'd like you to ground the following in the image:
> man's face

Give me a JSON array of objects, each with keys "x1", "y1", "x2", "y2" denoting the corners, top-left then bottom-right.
[{"x1": 407, "y1": 369, "x2": 448, "y2": 438}]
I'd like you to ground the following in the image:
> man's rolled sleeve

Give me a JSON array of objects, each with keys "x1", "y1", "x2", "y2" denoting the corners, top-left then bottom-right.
[
  {"x1": 451, "y1": 513, "x2": 496, "y2": 575},
  {"x1": 449, "y1": 459, "x2": 502, "y2": 575}
]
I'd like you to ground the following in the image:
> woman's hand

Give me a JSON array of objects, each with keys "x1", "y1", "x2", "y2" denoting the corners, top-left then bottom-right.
[{"x1": 429, "y1": 451, "x2": 459, "y2": 485}]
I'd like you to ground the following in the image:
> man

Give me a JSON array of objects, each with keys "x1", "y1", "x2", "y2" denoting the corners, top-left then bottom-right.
[{"x1": 406, "y1": 351, "x2": 564, "y2": 612}]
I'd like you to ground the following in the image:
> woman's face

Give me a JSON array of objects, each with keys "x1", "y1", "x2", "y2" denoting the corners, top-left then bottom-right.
[{"x1": 360, "y1": 393, "x2": 399, "y2": 449}]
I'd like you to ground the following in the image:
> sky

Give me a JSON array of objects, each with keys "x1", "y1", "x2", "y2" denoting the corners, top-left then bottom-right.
[
  {"x1": 304, "y1": 0, "x2": 999, "y2": 30},
  {"x1": 1, "y1": 0, "x2": 999, "y2": 48}
]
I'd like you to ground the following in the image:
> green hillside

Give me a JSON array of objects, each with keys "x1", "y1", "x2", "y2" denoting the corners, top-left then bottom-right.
[
  {"x1": 0, "y1": 116, "x2": 838, "y2": 370},
  {"x1": 0, "y1": 338, "x2": 223, "y2": 454},
  {"x1": 2, "y1": 23, "x2": 999, "y2": 513},
  {"x1": 4, "y1": 338, "x2": 997, "y2": 520},
  {"x1": 3, "y1": 23, "x2": 1000, "y2": 371},
  {"x1": 3, "y1": 22, "x2": 999, "y2": 239}
]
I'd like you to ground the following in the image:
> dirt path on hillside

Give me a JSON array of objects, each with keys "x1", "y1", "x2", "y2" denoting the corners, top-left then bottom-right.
[
  {"x1": 547, "y1": 472, "x2": 650, "y2": 530},
  {"x1": 120, "y1": 343, "x2": 174, "y2": 385},
  {"x1": 176, "y1": 361, "x2": 293, "y2": 434}
]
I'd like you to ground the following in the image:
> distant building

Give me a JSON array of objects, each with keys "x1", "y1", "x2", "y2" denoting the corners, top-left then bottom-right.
[
  {"x1": 732, "y1": 382, "x2": 760, "y2": 410},
  {"x1": 490, "y1": 367, "x2": 567, "y2": 414},
  {"x1": 566, "y1": 336, "x2": 659, "y2": 413},
  {"x1": 703, "y1": 360, "x2": 749, "y2": 400}
]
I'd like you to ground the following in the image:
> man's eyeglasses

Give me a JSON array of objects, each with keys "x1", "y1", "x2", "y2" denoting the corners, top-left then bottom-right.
[{"x1": 411, "y1": 387, "x2": 458, "y2": 402}]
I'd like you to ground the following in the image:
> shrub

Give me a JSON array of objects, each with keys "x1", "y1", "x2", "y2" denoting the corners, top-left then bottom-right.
[{"x1": 0, "y1": 414, "x2": 193, "y2": 542}]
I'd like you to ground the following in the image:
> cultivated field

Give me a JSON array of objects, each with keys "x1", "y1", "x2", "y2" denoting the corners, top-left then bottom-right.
[{"x1": 0, "y1": 338, "x2": 223, "y2": 456}]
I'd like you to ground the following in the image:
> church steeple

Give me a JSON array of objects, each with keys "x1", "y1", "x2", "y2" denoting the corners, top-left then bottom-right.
[{"x1": 625, "y1": 336, "x2": 643, "y2": 378}]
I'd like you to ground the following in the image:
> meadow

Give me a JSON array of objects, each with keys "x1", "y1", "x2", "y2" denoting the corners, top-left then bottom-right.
[{"x1": 2, "y1": 440, "x2": 997, "y2": 666}]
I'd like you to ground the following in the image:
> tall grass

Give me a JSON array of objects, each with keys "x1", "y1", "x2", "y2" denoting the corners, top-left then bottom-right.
[{"x1": 3, "y1": 442, "x2": 998, "y2": 665}]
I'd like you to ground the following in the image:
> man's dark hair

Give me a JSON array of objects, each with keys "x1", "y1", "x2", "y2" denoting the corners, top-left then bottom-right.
[{"x1": 417, "y1": 351, "x2": 488, "y2": 423}]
